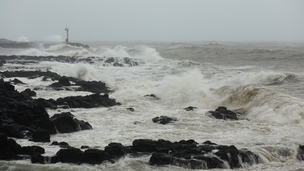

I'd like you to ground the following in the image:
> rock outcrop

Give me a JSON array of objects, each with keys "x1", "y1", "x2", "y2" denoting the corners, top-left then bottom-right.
[
  {"x1": 208, "y1": 106, "x2": 239, "y2": 120},
  {"x1": 152, "y1": 116, "x2": 177, "y2": 125}
]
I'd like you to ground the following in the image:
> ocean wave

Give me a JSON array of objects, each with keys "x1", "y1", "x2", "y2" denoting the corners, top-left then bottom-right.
[
  {"x1": 216, "y1": 84, "x2": 304, "y2": 124},
  {"x1": 233, "y1": 71, "x2": 299, "y2": 86}
]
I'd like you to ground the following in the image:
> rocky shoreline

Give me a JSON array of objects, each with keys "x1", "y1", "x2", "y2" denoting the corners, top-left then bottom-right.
[{"x1": 1, "y1": 55, "x2": 304, "y2": 169}]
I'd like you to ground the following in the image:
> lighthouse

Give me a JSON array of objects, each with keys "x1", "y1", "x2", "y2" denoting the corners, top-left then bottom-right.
[{"x1": 65, "y1": 28, "x2": 69, "y2": 43}]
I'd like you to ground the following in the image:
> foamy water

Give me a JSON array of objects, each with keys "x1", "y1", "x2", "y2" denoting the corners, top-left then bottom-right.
[{"x1": 1, "y1": 42, "x2": 304, "y2": 171}]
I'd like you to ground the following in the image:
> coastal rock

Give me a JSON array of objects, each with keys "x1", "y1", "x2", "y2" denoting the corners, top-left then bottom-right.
[
  {"x1": 0, "y1": 80, "x2": 56, "y2": 142},
  {"x1": 208, "y1": 106, "x2": 238, "y2": 120},
  {"x1": 55, "y1": 93, "x2": 119, "y2": 108},
  {"x1": 184, "y1": 106, "x2": 197, "y2": 111},
  {"x1": 152, "y1": 116, "x2": 177, "y2": 125},
  {"x1": 50, "y1": 112, "x2": 92, "y2": 133},
  {"x1": 144, "y1": 94, "x2": 160, "y2": 100},
  {"x1": 81, "y1": 149, "x2": 108, "y2": 164},
  {"x1": 50, "y1": 76, "x2": 71, "y2": 87},
  {"x1": 0, "y1": 133, "x2": 21, "y2": 160},
  {"x1": 56, "y1": 147, "x2": 84, "y2": 164},
  {"x1": 131, "y1": 139, "x2": 259, "y2": 169},
  {"x1": 21, "y1": 88, "x2": 36, "y2": 97}
]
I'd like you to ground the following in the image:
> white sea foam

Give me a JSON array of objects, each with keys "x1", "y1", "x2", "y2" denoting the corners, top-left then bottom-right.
[{"x1": 1, "y1": 42, "x2": 304, "y2": 171}]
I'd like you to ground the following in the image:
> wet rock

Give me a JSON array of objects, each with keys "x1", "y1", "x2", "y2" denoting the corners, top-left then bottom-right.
[
  {"x1": 297, "y1": 145, "x2": 304, "y2": 160},
  {"x1": 31, "y1": 152, "x2": 45, "y2": 164},
  {"x1": 150, "y1": 153, "x2": 172, "y2": 166},
  {"x1": 75, "y1": 80, "x2": 111, "y2": 94},
  {"x1": 11, "y1": 78, "x2": 24, "y2": 84},
  {"x1": 0, "y1": 70, "x2": 61, "y2": 80},
  {"x1": 208, "y1": 106, "x2": 238, "y2": 120},
  {"x1": 55, "y1": 93, "x2": 119, "y2": 108},
  {"x1": 50, "y1": 76, "x2": 71, "y2": 87},
  {"x1": 184, "y1": 106, "x2": 197, "y2": 111},
  {"x1": 144, "y1": 94, "x2": 160, "y2": 100},
  {"x1": 56, "y1": 147, "x2": 84, "y2": 164},
  {"x1": 0, "y1": 59, "x2": 6, "y2": 67},
  {"x1": 21, "y1": 88, "x2": 36, "y2": 97},
  {"x1": 131, "y1": 139, "x2": 259, "y2": 169},
  {"x1": 50, "y1": 112, "x2": 92, "y2": 133},
  {"x1": 0, "y1": 80, "x2": 56, "y2": 142},
  {"x1": 104, "y1": 143, "x2": 127, "y2": 159},
  {"x1": 126, "y1": 107, "x2": 135, "y2": 112},
  {"x1": 152, "y1": 116, "x2": 177, "y2": 125},
  {"x1": 0, "y1": 133, "x2": 21, "y2": 160},
  {"x1": 81, "y1": 149, "x2": 108, "y2": 164}
]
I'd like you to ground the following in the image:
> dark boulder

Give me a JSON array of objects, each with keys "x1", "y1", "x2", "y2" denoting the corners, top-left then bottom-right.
[
  {"x1": 50, "y1": 76, "x2": 71, "y2": 87},
  {"x1": 21, "y1": 88, "x2": 36, "y2": 97},
  {"x1": 0, "y1": 59, "x2": 6, "y2": 67},
  {"x1": 81, "y1": 149, "x2": 108, "y2": 164},
  {"x1": 20, "y1": 146, "x2": 45, "y2": 155},
  {"x1": 75, "y1": 80, "x2": 111, "y2": 94},
  {"x1": 55, "y1": 93, "x2": 119, "y2": 108},
  {"x1": 11, "y1": 78, "x2": 24, "y2": 84},
  {"x1": 0, "y1": 80, "x2": 56, "y2": 142},
  {"x1": 131, "y1": 139, "x2": 259, "y2": 169},
  {"x1": 50, "y1": 112, "x2": 92, "y2": 133},
  {"x1": 104, "y1": 143, "x2": 127, "y2": 159},
  {"x1": 126, "y1": 107, "x2": 135, "y2": 112},
  {"x1": 152, "y1": 116, "x2": 177, "y2": 125},
  {"x1": 208, "y1": 106, "x2": 238, "y2": 120},
  {"x1": 297, "y1": 145, "x2": 304, "y2": 160},
  {"x1": 0, "y1": 133, "x2": 21, "y2": 160},
  {"x1": 31, "y1": 152, "x2": 45, "y2": 164},
  {"x1": 184, "y1": 106, "x2": 197, "y2": 111},
  {"x1": 144, "y1": 94, "x2": 160, "y2": 100},
  {"x1": 150, "y1": 153, "x2": 172, "y2": 166},
  {"x1": 56, "y1": 147, "x2": 84, "y2": 164}
]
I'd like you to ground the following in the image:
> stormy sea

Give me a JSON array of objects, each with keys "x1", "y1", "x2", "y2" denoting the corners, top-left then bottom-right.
[{"x1": 0, "y1": 41, "x2": 304, "y2": 171}]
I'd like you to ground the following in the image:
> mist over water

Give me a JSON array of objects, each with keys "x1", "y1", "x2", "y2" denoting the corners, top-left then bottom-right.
[{"x1": 1, "y1": 41, "x2": 304, "y2": 170}]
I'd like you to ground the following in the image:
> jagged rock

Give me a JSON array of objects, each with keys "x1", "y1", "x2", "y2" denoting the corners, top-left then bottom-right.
[
  {"x1": 11, "y1": 78, "x2": 24, "y2": 84},
  {"x1": 50, "y1": 112, "x2": 92, "y2": 133},
  {"x1": 21, "y1": 88, "x2": 36, "y2": 97},
  {"x1": 55, "y1": 94, "x2": 119, "y2": 108},
  {"x1": 152, "y1": 116, "x2": 177, "y2": 125},
  {"x1": 184, "y1": 106, "x2": 197, "y2": 111},
  {"x1": 131, "y1": 139, "x2": 259, "y2": 169},
  {"x1": 208, "y1": 106, "x2": 238, "y2": 120},
  {"x1": 0, "y1": 80, "x2": 56, "y2": 142}
]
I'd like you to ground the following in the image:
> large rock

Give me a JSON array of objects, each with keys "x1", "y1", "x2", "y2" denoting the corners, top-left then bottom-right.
[
  {"x1": 131, "y1": 139, "x2": 259, "y2": 169},
  {"x1": 50, "y1": 112, "x2": 92, "y2": 133},
  {"x1": 152, "y1": 116, "x2": 177, "y2": 125},
  {"x1": 208, "y1": 106, "x2": 238, "y2": 120},
  {"x1": 0, "y1": 133, "x2": 21, "y2": 160},
  {"x1": 0, "y1": 80, "x2": 56, "y2": 142},
  {"x1": 55, "y1": 94, "x2": 119, "y2": 108},
  {"x1": 56, "y1": 147, "x2": 84, "y2": 164}
]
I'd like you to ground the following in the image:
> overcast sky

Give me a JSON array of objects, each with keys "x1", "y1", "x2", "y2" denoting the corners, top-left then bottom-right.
[{"x1": 0, "y1": 0, "x2": 303, "y2": 42}]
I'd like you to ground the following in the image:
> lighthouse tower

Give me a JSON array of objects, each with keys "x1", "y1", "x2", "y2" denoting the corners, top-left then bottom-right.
[{"x1": 65, "y1": 28, "x2": 69, "y2": 43}]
